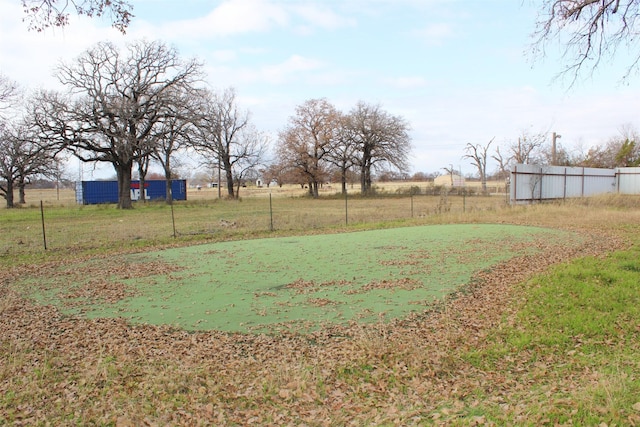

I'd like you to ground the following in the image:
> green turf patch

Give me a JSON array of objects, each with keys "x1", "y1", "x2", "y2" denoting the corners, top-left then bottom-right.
[{"x1": 18, "y1": 224, "x2": 581, "y2": 333}]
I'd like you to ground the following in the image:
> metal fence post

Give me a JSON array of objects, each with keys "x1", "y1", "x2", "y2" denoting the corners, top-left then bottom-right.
[
  {"x1": 269, "y1": 192, "x2": 274, "y2": 232},
  {"x1": 40, "y1": 200, "x2": 47, "y2": 250},
  {"x1": 344, "y1": 189, "x2": 348, "y2": 225}
]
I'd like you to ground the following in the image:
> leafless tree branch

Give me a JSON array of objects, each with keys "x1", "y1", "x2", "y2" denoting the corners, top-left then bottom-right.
[
  {"x1": 532, "y1": 0, "x2": 640, "y2": 84},
  {"x1": 21, "y1": 0, "x2": 133, "y2": 33}
]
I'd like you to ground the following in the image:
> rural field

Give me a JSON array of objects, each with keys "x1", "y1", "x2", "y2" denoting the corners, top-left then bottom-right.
[{"x1": 1, "y1": 187, "x2": 640, "y2": 425}]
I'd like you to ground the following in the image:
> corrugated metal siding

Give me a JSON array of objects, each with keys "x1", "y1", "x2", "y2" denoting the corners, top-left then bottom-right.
[
  {"x1": 617, "y1": 167, "x2": 640, "y2": 194},
  {"x1": 584, "y1": 167, "x2": 617, "y2": 195},
  {"x1": 82, "y1": 181, "x2": 119, "y2": 204},
  {"x1": 510, "y1": 164, "x2": 620, "y2": 204}
]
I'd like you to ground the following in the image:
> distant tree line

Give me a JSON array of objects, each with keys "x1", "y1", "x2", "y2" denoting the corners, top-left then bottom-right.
[
  {"x1": 0, "y1": 74, "x2": 62, "y2": 208},
  {"x1": 0, "y1": 39, "x2": 412, "y2": 208}
]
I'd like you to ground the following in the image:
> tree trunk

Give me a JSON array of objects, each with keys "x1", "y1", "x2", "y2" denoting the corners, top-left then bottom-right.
[
  {"x1": 4, "y1": 180, "x2": 15, "y2": 208},
  {"x1": 139, "y1": 175, "x2": 147, "y2": 204},
  {"x1": 164, "y1": 170, "x2": 173, "y2": 205},
  {"x1": 163, "y1": 156, "x2": 173, "y2": 204},
  {"x1": 224, "y1": 160, "x2": 235, "y2": 198},
  {"x1": 116, "y1": 163, "x2": 134, "y2": 209},
  {"x1": 360, "y1": 163, "x2": 372, "y2": 195},
  {"x1": 340, "y1": 165, "x2": 347, "y2": 195},
  {"x1": 18, "y1": 179, "x2": 26, "y2": 204},
  {"x1": 235, "y1": 179, "x2": 242, "y2": 198},
  {"x1": 138, "y1": 160, "x2": 148, "y2": 204}
]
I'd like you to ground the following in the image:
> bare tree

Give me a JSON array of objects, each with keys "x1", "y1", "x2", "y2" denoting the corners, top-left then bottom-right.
[
  {"x1": 229, "y1": 126, "x2": 269, "y2": 197},
  {"x1": 21, "y1": 0, "x2": 133, "y2": 33},
  {"x1": 134, "y1": 150, "x2": 151, "y2": 203},
  {"x1": 346, "y1": 101, "x2": 411, "y2": 195},
  {"x1": 0, "y1": 121, "x2": 56, "y2": 208},
  {"x1": 492, "y1": 146, "x2": 510, "y2": 181},
  {"x1": 0, "y1": 75, "x2": 54, "y2": 208},
  {"x1": 506, "y1": 129, "x2": 548, "y2": 166},
  {"x1": 325, "y1": 113, "x2": 358, "y2": 194},
  {"x1": 261, "y1": 163, "x2": 286, "y2": 187},
  {"x1": 0, "y1": 123, "x2": 22, "y2": 208},
  {"x1": 276, "y1": 98, "x2": 339, "y2": 198},
  {"x1": 463, "y1": 138, "x2": 494, "y2": 194},
  {"x1": 0, "y1": 75, "x2": 20, "y2": 117},
  {"x1": 151, "y1": 112, "x2": 193, "y2": 204},
  {"x1": 441, "y1": 165, "x2": 456, "y2": 187},
  {"x1": 133, "y1": 89, "x2": 193, "y2": 204},
  {"x1": 533, "y1": 0, "x2": 640, "y2": 83},
  {"x1": 192, "y1": 88, "x2": 267, "y2": 199},
  {"x1": 32, "y1": 40, "x2": 203, "y2": 209}
]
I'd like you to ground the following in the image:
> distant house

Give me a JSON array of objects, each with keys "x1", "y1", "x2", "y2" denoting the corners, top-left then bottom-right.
[{"x1": 434, "y1": 174, "x2": 465, "y2": 187}]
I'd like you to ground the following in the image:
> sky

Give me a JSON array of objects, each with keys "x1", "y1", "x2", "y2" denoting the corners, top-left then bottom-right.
[{"x1": 2, "y1": 0, "x2": 640, "y2": 180}]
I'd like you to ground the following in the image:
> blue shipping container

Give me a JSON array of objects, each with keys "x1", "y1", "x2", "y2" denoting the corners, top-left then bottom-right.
[{"x1": 77, "y1": 180, "x2": 187, "y2": 205}]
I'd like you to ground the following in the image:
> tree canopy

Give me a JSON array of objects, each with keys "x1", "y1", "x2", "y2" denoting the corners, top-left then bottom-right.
[
  {"x1": 276, "y1": 99, "x2": 340, "y2": 198},
  {"x1": 274, "y1": 99, "x2": 412, "y2": 196}
]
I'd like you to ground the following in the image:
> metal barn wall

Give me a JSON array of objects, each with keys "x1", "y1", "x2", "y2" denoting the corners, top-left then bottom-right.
[{"x1": 509, "y1": 164, "x2": 627, "y2": 204}]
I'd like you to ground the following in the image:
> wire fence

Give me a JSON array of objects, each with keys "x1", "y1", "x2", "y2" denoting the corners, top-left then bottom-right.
[{"x1": 2, "y1": 188, "x2": 511, "y2": 258}]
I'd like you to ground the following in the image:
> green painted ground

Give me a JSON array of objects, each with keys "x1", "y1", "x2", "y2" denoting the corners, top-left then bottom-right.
[{"x1": 21, "y1": 224, "x2": 581, "y2": 333}]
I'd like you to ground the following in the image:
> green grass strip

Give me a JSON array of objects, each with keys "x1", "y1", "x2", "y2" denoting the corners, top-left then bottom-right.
[{"x1": 461, "y1": 246, "x2": 640, "y2": 425}]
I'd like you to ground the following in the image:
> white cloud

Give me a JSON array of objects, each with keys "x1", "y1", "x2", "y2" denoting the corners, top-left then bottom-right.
[
  {"x1": 160, "y1": 0, "x2": 288, "y2": 38},
  {"x1": 205, "y1": 54, "x2": 325, "y2": 86},
  {"x1": 291, "y1": 4, "x2": 356, "y2": 32},
  {"x1": 153, "y1": 1, "x2": 356, "y2": 40},
  {"x1": 261, "y1": 55, "x2": 325, "y2": 84}
]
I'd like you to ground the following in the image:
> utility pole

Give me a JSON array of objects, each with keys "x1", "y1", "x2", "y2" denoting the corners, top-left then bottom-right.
[{"x1": 552, "y1": 132, "x2": 561, "y2": 165}]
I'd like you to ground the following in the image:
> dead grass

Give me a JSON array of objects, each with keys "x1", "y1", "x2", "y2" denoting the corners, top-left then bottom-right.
[
  {"x1": 1, "y1": 188, "x2": 513, "y2": 266},
  {"x1": 1, "y1": 196, "x2": 640, "y2": 425}
]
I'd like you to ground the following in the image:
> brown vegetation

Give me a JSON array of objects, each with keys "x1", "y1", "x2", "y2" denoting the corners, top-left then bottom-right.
[{"x1": 1, "y1": 195, "x2": 639, "y2": 425}]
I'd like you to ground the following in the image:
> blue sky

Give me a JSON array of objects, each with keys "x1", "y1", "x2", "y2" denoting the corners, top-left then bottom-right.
[{"x1": 2, "y1": 0, "x2": 640, "y2": 179}]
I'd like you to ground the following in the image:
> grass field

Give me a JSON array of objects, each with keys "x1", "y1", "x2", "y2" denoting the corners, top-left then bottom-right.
[
  {"x1": 1, "y1": 191, "x2": 640, "y2": 425},
  {"x1": 1, "y1": 187, "x2": 509, "y2": 266},
  {"x1": 12, "y1": 180, "x2": 508, "y2": 207}
]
